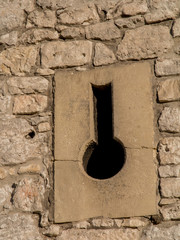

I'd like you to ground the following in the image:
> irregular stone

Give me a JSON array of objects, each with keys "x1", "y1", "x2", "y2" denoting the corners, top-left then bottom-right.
[
  {"x1": 38, "y1": 122, "x2": 51, "y2": 132},
  {"x1": 0, "y1": 31, "x2": 18, "y2": 46},
  {"x1": 27, "y1": 9, "x2": 56, "y2": 28},
  {"x1": 0, "y1": 185, "x2": 12, "y2": 211},
  {"x1": 57, "y1": 229, "x2": 140, "y2": 240},
  {"x1": 13, "y1": 177, "x2": 45, "y2": 212},
  {"x1": 155, "y1": 58, "x2": 180, "y2": 76},
  {"x1": 158, "y1": 78, "x2": 180, "y2": 102},
  {"x1": 57, "y1": 4, "x2": 99, "y2": 25},
  {"x1": 73, "y1": 221, "x2": 91, "y2": 229},
  {"x1": 114, "y1": 219, "x2": 123, "y2": 227},
  {"x1": 141, "y1": 223, "x2": 180, "y2": 240},
  {"x1": 18, "y1": 164, "x2": 41, "y2": 174},
  {"x1": 160, "y1": 202, "x2": 180, "y2": 220},
  {"x1": 159, "y1": 165, "x2": 180, "y2": 177},
  {"x1": 0, "y1": 116, "x2": 45, "y2": 165},
  {"x1": 94, "y1": 43, "x2": 116, "y2": 66},
  {"x1": 36, "y1": 68, "x2": 55, "y2": 76},
  {"x1": 91, "y1": 218, "x2": 114, "y2": 228},
  {"x1": 43, "y1": 225, "x2": 61, "y2": 237},
  {"x1": 161, "y1": 178, "x2": 180, "y2": 197},
  {"x1": 8, "y1": 168, "x2": 16, "y2": 176},
  {"x1": 86, "y1": 21, "x2": 122, "y2": 40},
  {"x1": 117, "y1": 25, "x2": 173, "y2": 60},
  {"x1": 159, "y1": 107, "x2": 180, "y2": 133},
  {"x1": 0, "y1": 213, "x2": 43, "y2": 240},
  {"x1": 60, "y1": 27, "x2": 85, "y2": 39},
  {"x1": 7, "y1": 77, "x2": 49, "y2": 95},
  {"x1": 115, "y1": 16, "x2": 144, "y2": 29},
  {"x1": 159, "y1": 198, "x2": 178, "y2": 206},
  {"x1": 13, "y1": 94, "x2": 48, "y2": 114},
  {"x1": 145, "y1": 0, "x2": 179, "y2": 23},
  {"x1": 122, "y1": 217, "x2": 149, "y2": 228},
  {"x1": 40, "y1": 211, "x2": 49, "y2": 227},
  {"x1": 158, "y1": 137, "x2": 180, "y2": 165},
  {"x1": 0, "y1": 168, "x2": 8, "y2": 180},
  {"x1": 122, "y1": 0, "x2": 148, "y2": 16},
  {"x1": 20, "y1": 29, "x2": 59, "y2": 44},
  {"x1": 41, "y1": 41, "x2": 92, "y2": 68},
  {"x1": 172, "y1": 18, "x2": 180, "y2": 37},
  {"x1": 0, "y1": 96, "x2": 11, "y2": 114},
  {"x1": 0, "y1": 46, "x2": 38, "y2": 76}
]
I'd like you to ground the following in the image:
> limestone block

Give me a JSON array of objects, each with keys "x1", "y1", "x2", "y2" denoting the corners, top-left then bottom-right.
[
  {"x1": 0, "y1": 213, "x2": 43, "y2": 240},
  {"x1": 85, "y1": 21, "x2": 122, "y2": 40},
  {"x1": 13, "y1": 95, "x2": 48, "y2": 114},
  {"x1": 161, "y1": 178, "x2": 180, "y2": 197},
  {"x1": 145, "y1": 0, "x2": 179, "y2": 23},
  {"x1": 7, "y1": 77, "x2": 48, "y2": 95},
  {"x1": 0, "y1": 46, "x2": 38, "y2": 76},
  {"x1": 159, "y1": 107, "x2": 180, "y2": 133},
  {"x1": 0, "y1": 31, "x2": 18, "y2": 46},
  {"x1": 155, "y1": 58, "x2": 180, "y2": 76},
  {"x1": 159, "y1": 165, "x2": 180, "y2": 177},
  {"x1": 117, "y1": 25, "x2": 173, "y2": 60},
  {"x1": 122, "y1": 217, "x2": 149, "y2": 228},
  {"x1": 159, "y1": 198, "x2": 178, "y2": 206},
  {"x1": 20, "y1": 29, "x2": 59, "y2": 44},
  {"x1": 0, "y1": 96, "x2": 11, "y2": 114},
  {"x1": 122, "y1": 0, "x2": 148, "y2": 16},
  {"x1": 38, "y1": 122, "x2": 51, "y2": 132},
  {"x1": 0, "y1": 168, "x2": 8, "y2": 180},
  {"x1": 115, "y1": 16, "x2": 144, "y2": 29},
  {"x1": 57, "y1": 4, "x2": 99, "y2": 25},
  {"x1": 43, "y1": 225, "x2": 61, "y2": 237},
  {"x1": 0, "y1": 116, "x2": 44, "y2": 165},
  {"x1": 59, "y1": 27, "x2": 85, "y2": 39},
  {"x1": 172, "y1": 18, "x2": 180, "y2": 37},
  {"x1": 92, "y1": 218, "x2": 114, "y2": 228},
  {"x1": 158, "y1": 78, "x2": 180, "y2": 102},
  {"x1": 57, "y1": 229, "x2": 140, "y2": 240},
  {"x1": 73, "y1": 221, "x2": 91, "y2": 229},
  {"x1": 41, "y1": 41, "x2": 92, "y2": 68},
  {"x1": 36, "y1": 68, "x2": 55, "y2": 76},
  {"x1": 0, "y1": 185, "x2": 12, "y2": 211},
  {"x1": 18, "y1": 164, "x2": 41, "y2": 174},
  {"x1": 160, "y1": 202, "x2": 180, "y2": 220},
  {"x1": 27, "y1": 9, "x2": 56, "y2": 28},
  {"x1": 13, "y1": 178, "x2": 45, "y2": 212},
  {"x1": 94, "y1": 43, "x2": 116, "y2": 66},
  {"x1": 158, "y1": 137, "x2": 180, "y2": 165},
  {"x1": 141, "y1": 224, "x2": 180, "y2": 240}
]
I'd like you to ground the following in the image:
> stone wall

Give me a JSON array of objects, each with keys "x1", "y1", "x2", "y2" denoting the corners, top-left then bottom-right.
[{"x1": 0, "y1": 0, "x2": 180, "y2": 239}]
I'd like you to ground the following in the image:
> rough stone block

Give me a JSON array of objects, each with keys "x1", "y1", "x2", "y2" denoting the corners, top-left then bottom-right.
[
  {"x1": 115, "y1": 16, "x2": 144, "y2": 29},
  {"x1": 158, "y1": 137, "x2": 180, "y2": 165},
  {"x1": 18, "y1": 164, "x2": 41, "y2": 174},
  {"x1": 0, "y1": 31, "x2": 18, "y2": 46},
  {"x1": 122, "y1": 217, "x2": 149, "y2": 228},
  {"x1": 122, "y1": 0, "x2": 148, "y2": 16},
  {"x1": 0, "y1": 168, "x2": 8, "y2": 180},
  {"x1": 172, "y1": 18, "x2": 180, "y2": 37},
  {"x1": 160, "y1": 202, "x2": 180, "y2": 220},
  {"x1": 117, "y1": 25, "x2": 173, "y2": 60},
  {"x1": 159, "y1": 107, "x2": 180, "y2": 133},
  {"x1": 91, "y1": 218, "x2": 114, "y2": 228},
  {"x1": 158, "y1": 78, "x2": 180, "y2": 102},
  {"x1": 159, "y1": 165, "x2": 180, "y2": 177},
  {"x1": 0, "y1": 96, "x2": 11, "y2": 114},
  {"x1": 155, "y1": 58, "x2": 180, "y2": 76},
  {"x1": 94, "y1": 43, "x2": 116, "y2": 66},
  {"x1": 41, "y1": 41, "x2": 92, "y2": 68},
  {"x1": 59, "y1": 27, "x2": 85, "y2": 39},
  {"x1": 161, "y1": 178, "x2": 180, "y2": 197},
  {"x1": 0, "y1": 185, "x2": 12, "y2": 211}
]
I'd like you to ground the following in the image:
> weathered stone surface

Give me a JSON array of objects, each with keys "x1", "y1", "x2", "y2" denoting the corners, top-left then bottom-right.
[
  {"x1": 159, "y1": 165, "x2": 180, "y2": 177},
  {"x1": 41, "y1": 41, "x2": 92, "y2": 68},
  {"x1": 94, "y1": 43, "x2": 116, "y2": 66},
  {"x1": 141, "y1": 223, "x2": 180, "y2": 240},
  {"x1": 161, "y1": 178, "x2": 180, "y2": 197},
  {"x1": 0, "y1": 46, "x2": 37, "y2": 76},
  {"x1": 43, "y1": 224, "x2": 61, "y2": 237},
  {"x1": 155, "y1": 58, "x2": 180, "y2": 76},
  {"x1": 59, "y1": 27, "x2": 85, "y2": 39},
  {"x1": 158, "y1": 78, "x2": 180, "y2": 102},
  {"x1": 160, "y1": 202, "x2": 180, "y2": 220},
  {"x1": 122, "y1": 0, "x2": 148, "y2": 16},
  {"x1": 7, "y1": 77, "x2": 49, "y2": 95},
  {"x1": 27, "y1": 9, "x2": 56, "y2": 28},
  {"x1": 115, "y1": 16, "x2": 144, "y2": 29},
  {"x1": 18, "y1": 164, "x2": 41, "y2": 174},
  {"x1": 158, "y1": 137, "x2": 180, "y2": 165},
  {"x1": 13, "y1": 177, "x2": 45, "y2": 212},
  {"x1": 159, "y1": 198, "x2": 178, "y2": 206},
  {"x1": 57, "y1": 4, "x2": 99, "y2": 25},
  {"x1": 0, "y1": 185, "x2": 12, "y2": 211},
  {"x1": 0, "y1": 96, "x2": 11, "y2": 114},
  {"x1": 145, "y1": 0, "x2": 179, "y2": 23},
  {"x1": 20, "y1": 29, "x2": 59, "y2": 44},
  {"x1": 122, "y1": 217, "x2": 149, "y2": 228},
  {"x1": 36, "y1": 68, "x2": 55, "y2": 76},
  {"x1": 0, "y1": 116, "x2": 44, "y2": 166},
  {"x1": 0, "y1": 213, "x2": 43, "y2": 240},
  {"x1": 57, "y1": 229, "x2": 140, "y2": 240},
  {"x1": 172, "y1": 18, "x2": 180, "y2": 37},
  {"x1": 117, "y1": 25, "x2": 173, "y2": 60},
  {"x1": 0, "y1": 168, "x2": 8, "y2": 180},
  {"x1": 73, "y1": 221, "x2": 91, "y2": 229},
  {"x1": 0, "y1": 31, "x2": 18, "y2": 46},
  {"x1": 85, "y1": 21, "x2": 122, "y2": 40},
  {"x1": 13, "y1": 95, "x2": 48, "y2": 114},
  {"x1": 38, "y1": 122, "x2": 51, "y2": 132},
  {"x1": 159, "y1": 107, "x2": 180, "y2": 133},
  {"x1": 92, "y1": 218, "x2": 114, "y2": 228}
]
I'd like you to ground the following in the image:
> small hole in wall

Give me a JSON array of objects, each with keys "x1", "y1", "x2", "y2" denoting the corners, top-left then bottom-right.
[
  {"x1": 83, "y1": 84, "x2": 126, "y2": 180},
  {"x1": 25, "y1": 130, "x2": 36, "y2": 139}
]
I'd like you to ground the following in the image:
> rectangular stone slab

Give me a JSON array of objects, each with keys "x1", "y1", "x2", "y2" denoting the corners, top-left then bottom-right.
[{"x1": 55, "y1": 62, "x2": 157, "y2": 222}]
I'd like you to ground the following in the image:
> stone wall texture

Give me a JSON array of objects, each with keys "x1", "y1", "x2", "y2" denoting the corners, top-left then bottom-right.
[{"x1": 0, "y1": 0, "x2": 180, "y2": 239}]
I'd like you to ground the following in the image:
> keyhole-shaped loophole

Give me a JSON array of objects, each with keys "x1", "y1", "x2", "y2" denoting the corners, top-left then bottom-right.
[{"x1": 83, "y1": 84, "x2": 126, "y2": 180}]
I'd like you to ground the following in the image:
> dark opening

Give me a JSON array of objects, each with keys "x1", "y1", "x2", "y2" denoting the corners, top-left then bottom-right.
[
  {"x1": 84, "y1": 84, "x2": 125, "y2": 180},
  {"x1": 26, "y1": 130, "x2": 35, "y2": 139}
]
